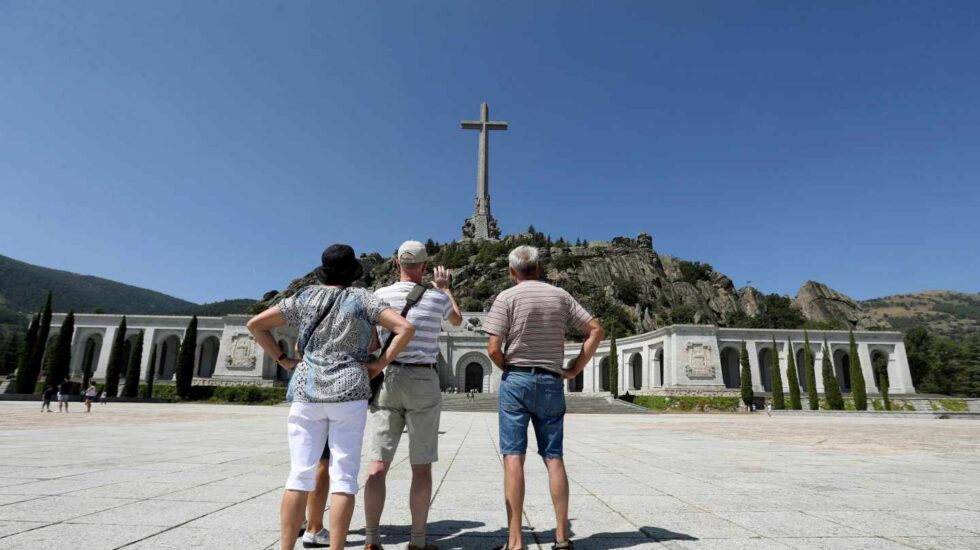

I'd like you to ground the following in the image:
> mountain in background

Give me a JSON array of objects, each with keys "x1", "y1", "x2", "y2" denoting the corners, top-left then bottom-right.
[
  {"x1": 863, "y1": 291, "x2": 980, "y2": 340},
  {"x1": 0, "y1": 254, "x2": 255, "y2": 322}
]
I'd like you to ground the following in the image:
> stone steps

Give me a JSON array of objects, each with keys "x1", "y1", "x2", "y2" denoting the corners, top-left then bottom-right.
[{"x1": 439, "y1": 393, "x2": 650, "y2": 414}]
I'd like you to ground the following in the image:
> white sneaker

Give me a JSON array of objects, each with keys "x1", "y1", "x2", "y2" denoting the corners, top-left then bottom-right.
[{"x1": 302, "y1": 528, "x2": 329, "y2": 548}]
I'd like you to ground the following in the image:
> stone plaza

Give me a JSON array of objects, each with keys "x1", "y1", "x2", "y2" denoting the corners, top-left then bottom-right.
[{"x1": 1, "y1": 402, "x2": 978, "y2": 549}]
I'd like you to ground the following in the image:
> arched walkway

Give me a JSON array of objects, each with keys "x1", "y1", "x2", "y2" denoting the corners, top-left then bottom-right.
[
  {"x1": 629, "y1": 353, "x2": 642, "y2": 391},
  {"x1": 758, "y1": 347, "x2": 773, "y2": 392},
  {"x1": 795, "y1": 348, "x2": 807, "y2": 391},
  {"x1": 721, "y1": 347, "x2": 740, "y2": 389},
  {"x1": 598, "y1": 356, "x2": 610, "y2": 392},
  {"x1": 566, "y1": 359, "x2": 583, "y2": 392},
  {"x1": 197, "y1": 336, "x2": 220, "y2": 378},
  {"x1": 833, "y1": 349, "x2": 852, "y2": 393},
  {"x1": 464, "y1": 363, "x2": 485, "y2": 393},
  {"x1": 156, "y1": 335, "x2": 180, "y2": 381}
]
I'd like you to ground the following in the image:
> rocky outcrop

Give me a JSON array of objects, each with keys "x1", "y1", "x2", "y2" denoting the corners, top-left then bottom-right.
[
  {"x1": 794, "y1": 281, "x2": 876, "y2": 329},
  {"x1": 257, "y1": 233, "x2": 874, "y2": 335}
]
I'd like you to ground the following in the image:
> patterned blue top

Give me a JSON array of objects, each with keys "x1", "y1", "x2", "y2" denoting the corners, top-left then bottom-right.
[{"x1": 278, "y1": 286, "x2": 390, "y2": 403}]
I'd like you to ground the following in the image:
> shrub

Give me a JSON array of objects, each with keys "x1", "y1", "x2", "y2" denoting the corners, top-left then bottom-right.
[
  {"x1": 103, "y1": 316, "x2": 128, "y2": 397},
  {"x1": 939, "y1": 398, "x2": 968, "y2": 412},
  {"x1": 786, "y1": 339, "x2": 802, "y2": 410},
  {"x1": 739, "y1": 341, "x2": 753, "y2": 407},
  {"x1": 771, "y1": 337, "x2": 784, "y2": 410},
  {"x1": 175, "y1": 316, "x2": 197, "y2": 399},
  {"x1": 630, "y1": 395, "x2": 740, "y2": 413},
  {"x1": 676, "y1": 261, "x2": 713, "y2": 285},
  {"x1": 803, "y1": 331, "x2": 818, "y2": 410},
  {"x1": 849, "y1": 331, "x2": 867, "y2": 410},
  {"x1": 822, "y1": 338, "x2": 845, "y2": 410}
]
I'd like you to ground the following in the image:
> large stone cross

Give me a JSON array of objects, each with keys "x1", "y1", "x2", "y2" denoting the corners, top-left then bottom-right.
[{"x1": 460, "y1": 102, "x2": 507, "y2": 240}]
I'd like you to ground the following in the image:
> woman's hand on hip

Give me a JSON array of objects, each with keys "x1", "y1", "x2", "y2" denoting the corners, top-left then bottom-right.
[
  {"x1": 365, "y1": 360, "x2": 385, "y2": 379},
  {"x1": 279, "y1": 357, "x2": 300, "y2": 371}
]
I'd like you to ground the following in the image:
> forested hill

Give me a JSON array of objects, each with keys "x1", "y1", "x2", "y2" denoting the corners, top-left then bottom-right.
[{"x1": 0, "y1": 254, "x2": 253, "y2": 317}]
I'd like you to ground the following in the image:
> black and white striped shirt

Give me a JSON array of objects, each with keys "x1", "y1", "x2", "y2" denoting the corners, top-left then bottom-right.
[{"x1": 375, "y1": 282, "x2": 453, "y2": 364}]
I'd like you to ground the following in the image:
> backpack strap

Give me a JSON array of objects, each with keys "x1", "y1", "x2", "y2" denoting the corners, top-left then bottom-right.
[{"x1": 379, "y1": 284, "x2": 426, "y2": 356}]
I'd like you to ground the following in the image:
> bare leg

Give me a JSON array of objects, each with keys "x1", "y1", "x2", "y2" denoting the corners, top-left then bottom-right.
[
  {"x1": 306, "y1": 460, "x2": 330, "y2": 533},
  {"x1": 544, "y1": 458, "x2": 570, "y2": 543},
  {"x1": 503, "y1": 454, "x2": 526, "y2": 549},
  {"x1": 410, "y1": 464, "x2": 433, "y2": 544},
  {"x1": 363, "y1": 461, "x2": 389, "y2": 544},
  {"x1": 328, "y1": 492, "x2": 356, "y2": 548},
  {"x1": 280, "y1": 489, "x2": 307, "y2": 550}
]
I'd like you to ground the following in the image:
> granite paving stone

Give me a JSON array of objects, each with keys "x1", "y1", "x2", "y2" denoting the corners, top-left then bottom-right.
[{"x1": 0, "y1": 402, "x2": 978, "y2": 549}]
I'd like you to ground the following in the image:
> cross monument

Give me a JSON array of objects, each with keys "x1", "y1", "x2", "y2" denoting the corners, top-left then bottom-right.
[{"x1": 460, "y1": 102, "x2": 507, "y2": 241}]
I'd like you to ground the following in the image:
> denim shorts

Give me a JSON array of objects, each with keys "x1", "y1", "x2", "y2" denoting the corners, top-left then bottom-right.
[{"x1": 498, "y1": 369, "x2": 566, "y2": 459}]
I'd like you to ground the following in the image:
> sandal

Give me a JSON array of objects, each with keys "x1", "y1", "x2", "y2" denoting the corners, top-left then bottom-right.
[{"x1": 553, "y1": 542, "x2": 574, "y2": 550}]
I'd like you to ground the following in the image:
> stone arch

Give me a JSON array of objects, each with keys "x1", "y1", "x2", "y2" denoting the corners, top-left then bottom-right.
[
  {"x1": 832, "y1": 348, "x2": 852, "y2": 393},
  {"x1": 871, "y1": 349, "x2": 890, "y2": 391},
  {"x1": 156, "y1": 335, "x2": 181, "y2": 381},
  {"x1": 720, "y1": 346, "x2": 740, "y2": 389},
  {"x1": 566, "y1": 358, "x2": 583, "y2": 392},
  {"x1": 598, "y1": 356, "x2": 610, "y2": 392},
  {"x1": 795, "y1": 347, "x2": 808, "y2": 391},
  {"x1": 196, "y1": 336, "x2": 220, "y2": 378},
  {"x1": 758, "y1": 347, "x2": 773, "y2": 392},
  {"x1": 454, "y1": 352, "x2": 491, "y2": 394},
  {"x1": 629, "y1": 352, "x2": 642, "y2": 391}
]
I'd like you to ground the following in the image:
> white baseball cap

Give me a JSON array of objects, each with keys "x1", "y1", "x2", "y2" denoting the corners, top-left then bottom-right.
[{"x1": 397, "y1": 240, "x2": 428, "y2": 264}]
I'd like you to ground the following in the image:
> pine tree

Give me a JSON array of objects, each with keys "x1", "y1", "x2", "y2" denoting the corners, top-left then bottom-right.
[
  {"x1": 786, "y1": 339, "x2": 802, "y2": 410},
  {"x1": 608, "y1": 335, "x2": 619, "y2": 398},
  {"x1": 175, "y1": 316, "x2": 198, "y2": 399},
  {"x1": 822, "y1": 337, "x2": 844, "y2": 410},
  {"x1": 26, "y1": 292, "x2": 53, "y2": 393},
  {"x1": 803, "y1": 330, "x2": 818, "y2": 410},
  {"x1": 739, "y1": 341, "x2": 753, "y2": 408},
  {"x1": 770, "y1": 337, "x2": 784, "y2": 409},
  {"x1": 14, "y1": 314, "x2": 40, "y2": 393},
  {"x1": 44, "y1": 311, "x2": 74, "y2": 385},
  {"x1": 143, "y1": 345, "x2": 157, "y2": 399},
  {"x1": 848, "y1": 331, "x2": 867, "y2": 410},
  {"x1": 122, "y1": 331, "x2": 143, "y2": 398},
  {"x1": 103, "y1": 317, "x2": 128, "y2": 397}
]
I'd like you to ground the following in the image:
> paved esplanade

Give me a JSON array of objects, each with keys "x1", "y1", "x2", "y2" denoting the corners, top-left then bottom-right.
[
  {"x1": 1, "y1": 403, "x2": 978, "y2": 549},
  {"x1": 460, "y1": 102, "x2": 506, "y2": 241}
]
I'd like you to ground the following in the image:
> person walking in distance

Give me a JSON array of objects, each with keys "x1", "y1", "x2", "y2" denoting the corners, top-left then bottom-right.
[
  {"x1": 363, "y1": 241, "x2": 463, "y2": 550},
  {"x1": 41, "y1": 385, "x2": 55, "y2": 412},
  {"x1": 485, "y1": 246, "x2": 604, "y2": 550},
  {"x1": 58, "y1": 377, "x2": 72, "y2": 413},
  {"x1": 84, "y1": 384, "x2": 97, "y2": 412},
  {"x1": 100, "y1": 388, "x2": 108, "y2": 404}
]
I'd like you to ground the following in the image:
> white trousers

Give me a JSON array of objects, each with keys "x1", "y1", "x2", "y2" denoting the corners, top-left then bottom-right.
[{"x1": 285, "y1": 400, "x2": 368, "y2": 495}]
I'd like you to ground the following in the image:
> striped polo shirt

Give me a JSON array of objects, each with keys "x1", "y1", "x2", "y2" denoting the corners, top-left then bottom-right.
[
  {"x1": 484, "y1": 280, "x2": 594, "y2": 374},
  {"x1": 375, "y1": 282, "x2": 453, "y2": 364}
]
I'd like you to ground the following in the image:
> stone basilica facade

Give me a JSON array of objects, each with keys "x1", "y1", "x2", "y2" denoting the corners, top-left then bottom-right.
[{"x1": 42, "y1": 311, "x2": 915, "y2": 397}]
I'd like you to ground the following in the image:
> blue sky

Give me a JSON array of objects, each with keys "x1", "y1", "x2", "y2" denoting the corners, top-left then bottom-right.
[{"x1": 1, "y1": 1, "x2": 978, "y2": 304}]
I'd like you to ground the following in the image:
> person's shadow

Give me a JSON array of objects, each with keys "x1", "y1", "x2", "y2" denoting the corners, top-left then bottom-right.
[{"x1": 531, "y1": 522, "x2": 698, "y2": 550}]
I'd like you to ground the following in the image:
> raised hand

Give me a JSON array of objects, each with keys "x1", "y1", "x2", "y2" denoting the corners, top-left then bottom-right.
[{"x1": 432, "y1": 265, "x2": 452, "y2": 291}]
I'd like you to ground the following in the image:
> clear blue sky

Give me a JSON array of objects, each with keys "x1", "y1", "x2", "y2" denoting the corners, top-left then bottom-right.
[{"x1": 2, "y1": 1, "x2": 978, "y2": 304}]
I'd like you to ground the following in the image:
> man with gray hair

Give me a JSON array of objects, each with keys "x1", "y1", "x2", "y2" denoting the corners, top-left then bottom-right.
[
  {"x1": 485, "y1": 245, "x2": 605, "y2": 550},
  {"x1": 363, "y1": 240, "x2": 463, "y2": 550}
]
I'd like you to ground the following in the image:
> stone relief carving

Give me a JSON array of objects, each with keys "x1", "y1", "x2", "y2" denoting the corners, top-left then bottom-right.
[
  {"x1": 225, "y1": 333, "x2": 257, "y2": 370},
  {"x1": 683, "y1": 342, "x2": 716, "y2": 380},
  {"x1": 465, "y1": 317, "x2": 483, "y2": 332}
]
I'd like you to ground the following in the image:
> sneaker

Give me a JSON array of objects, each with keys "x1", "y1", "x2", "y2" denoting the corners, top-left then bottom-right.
[{"x1": 302, "y1": 528, "x2": 329, "y2": 548}]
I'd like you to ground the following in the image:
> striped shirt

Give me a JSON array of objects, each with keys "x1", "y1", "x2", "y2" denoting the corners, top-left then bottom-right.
[
  {"x1": 375, "y1": 282, "x2": 453, "y2": 364},
  {"x1": 484, "y1": 280, "x2": 594, "y2": 374}
]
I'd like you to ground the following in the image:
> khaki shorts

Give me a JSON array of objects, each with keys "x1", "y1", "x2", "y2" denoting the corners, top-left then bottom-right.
[{"x1": 367, "y1": 365, "x2": 442, "y2": 465}]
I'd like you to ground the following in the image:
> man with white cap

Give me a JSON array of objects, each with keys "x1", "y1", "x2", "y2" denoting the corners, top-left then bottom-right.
[{"x1": 363, "y1": 240, "x2": 462, "y2": 550}]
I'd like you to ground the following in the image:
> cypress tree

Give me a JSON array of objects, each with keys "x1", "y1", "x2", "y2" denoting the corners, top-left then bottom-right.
[
  {"x1": 80, "y1": 338, "x2": 96, "y2": 389},
  {"x1": 786, "y1": 339, "x2": 802, "y2": 410},
  {"x1": 122, "y1": 331, "x2": 144, "y2": 398},
  {"x1": 739, "y1": 341, "x2": 753, "y2": 408},
  {"x1": 803, "y1": 330, "x2": 818, "y2": 410},
  {"x1": 22, "y1": 292, "x2": 53, "y2": 393},
  {"x1": 608, "y1": 334, "x2": 619, "y2": 398},
  {"x1": 0, "y1": 331, "x2": 22, "y2": 376},
  {"x1": 143, "y1": 344, "x2": 157, "y2": 399},
  {"x1": 103, "y1": 317, "x2": 128, "y2": 397},
  {"x1": 770, "y1": 337, "x2": 784, "y2": 410},
  {"x1": 14, "y1": 314, "x2": 40, "y2": 393},
  {"x1": 175, "y1": 316, "x2": 198, "y2": 399},
  {"x1": 879, "y1": 372, "x2": 891, "y2": 411},
  {"x1": 822, "y1": 337, "x2": 844, "y2": 410},
  {"x1": 44, "y1": 311, "x2": 75, "y2": 386},
  {"x1": 848, "y1": 331, "x2": 867, "y2": 410}
]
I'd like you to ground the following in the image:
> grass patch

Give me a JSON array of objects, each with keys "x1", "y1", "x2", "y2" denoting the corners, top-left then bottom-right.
[
  {"x1": 144, "y1": 384, "x2": 285, "y2": 405},
  {"x1": 627, "y1": 395, "x2": 740, "y2": 413},
  {"x1": 939, "y1": 399, "x2": 968, "y2": 413}
]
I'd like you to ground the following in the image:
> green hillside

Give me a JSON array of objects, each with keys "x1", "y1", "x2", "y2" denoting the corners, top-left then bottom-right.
[{"x1": 0, "y1": 254, "x2": 196, "y2": 315}]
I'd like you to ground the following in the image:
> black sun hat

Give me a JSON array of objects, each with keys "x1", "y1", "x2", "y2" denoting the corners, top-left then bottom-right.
[{"x1": 314, "y1": 244, "x2": 364, "y2": 286}]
